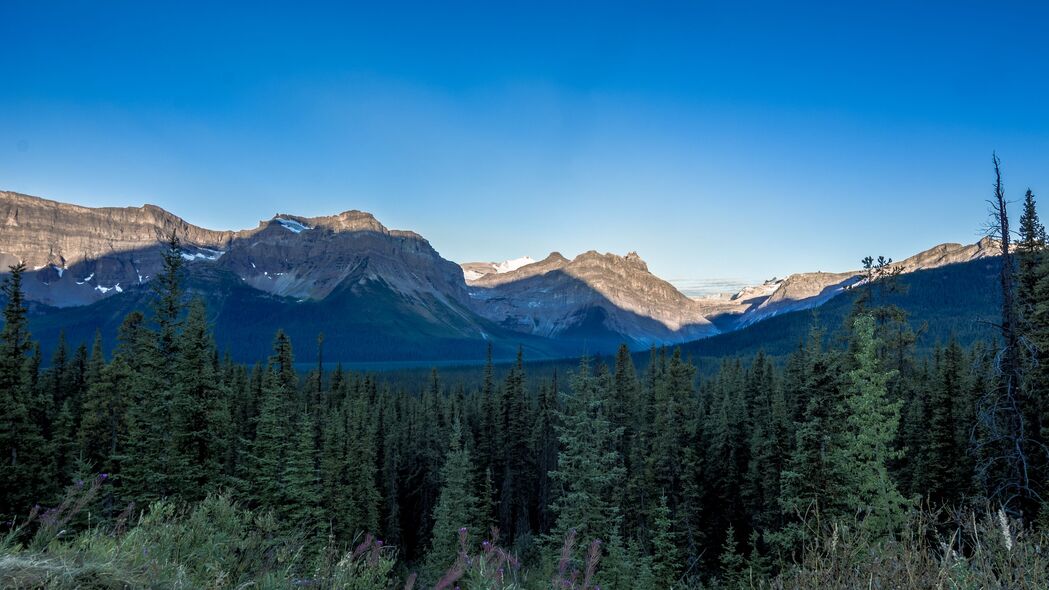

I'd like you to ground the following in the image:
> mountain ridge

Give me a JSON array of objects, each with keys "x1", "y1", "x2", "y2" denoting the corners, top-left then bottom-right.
[{"x1": 1, "y1": 189, "x2": 1000, "y2": 362}]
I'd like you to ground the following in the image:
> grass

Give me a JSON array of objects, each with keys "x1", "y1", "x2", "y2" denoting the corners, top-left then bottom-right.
[{"x1": 4, "y1": 481, "x2": 1049, "y2": 589}]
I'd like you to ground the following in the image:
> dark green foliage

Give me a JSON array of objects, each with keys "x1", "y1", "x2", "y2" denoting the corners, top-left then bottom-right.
[
  {"x1": 549, "y1": 357, "x2": 626, "y2": 549},
  {"x1": 832, "y1": 315, "x2": 909, "y2": 538},
  {"x1": 0, "y1": 262, "x2": 49, "y2": 517},
  {"x1": 171, "y1": 299, "x2": 230, "y2": 499},
  {"x1": 3, "y1": 167, "x2": 1048, "y2": 587},
  {"x1": 424, "y1": 419, "x2": 481, "y2": 579}
]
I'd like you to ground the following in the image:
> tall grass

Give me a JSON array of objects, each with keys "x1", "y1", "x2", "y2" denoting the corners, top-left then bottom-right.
[
  {"x1": 769, "y1": 509, "x2": 1049, "y2": 590},
  {"x1": 4, "y1": 481, "x2": 1049, "y2": 589}
]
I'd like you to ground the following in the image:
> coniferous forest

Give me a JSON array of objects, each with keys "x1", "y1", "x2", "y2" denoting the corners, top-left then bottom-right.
[{"x1": 3, "y1": 163, "x2": 1049, "y2": 589}]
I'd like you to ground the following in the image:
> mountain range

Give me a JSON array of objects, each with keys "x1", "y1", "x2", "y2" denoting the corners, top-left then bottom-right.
[{"x1": 0, "y1": 190, "x2": 999, "y2": 363}]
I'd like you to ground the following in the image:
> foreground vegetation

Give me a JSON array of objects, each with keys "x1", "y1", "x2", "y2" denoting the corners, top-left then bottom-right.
[
  {"x1": 3, "y1": 486, "x2": 1049, "y2": 589},
  {"x1": 3, "y1": 158, "x2": 1049, "y2": 588}
]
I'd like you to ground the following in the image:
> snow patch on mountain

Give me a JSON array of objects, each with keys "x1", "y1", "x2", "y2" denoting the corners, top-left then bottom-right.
[
  {"x1": 494, "y1": 256, "x2": 535, "y2": 274},
  {"x1": 274, "y1": 217, "x2": 311, "y2": 234},
  {"x1": 181, "y1": 247, "x2": 225, "y2": 262}
]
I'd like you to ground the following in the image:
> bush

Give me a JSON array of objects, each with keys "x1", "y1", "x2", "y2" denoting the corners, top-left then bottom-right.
[{"x1": 0, "y1": 489, "x2": 398, "y2": 589}]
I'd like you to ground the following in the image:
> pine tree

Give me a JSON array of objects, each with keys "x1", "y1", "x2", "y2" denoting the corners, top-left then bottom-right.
[
  {"x1": 152, "y1": 231, "x2": 185, "y2": 370},
  {"x1": 121, "y1": 235, "x2": 188, "y2": 504},
  {"x1": 717, "y1": 524, "x2": 745, "y2": 590},
  {"x1": 47, "y1": 333, "x2": 78, "y2": 483},
  {"x1": 499, "y1": 347, "x2": 532, "y2": 542},
  {"x1": 170, "y1": 298, "x2": 230, "y2": 499},
  {"x1": 1017, "y1": 189, "x2": 1045, "y2": 319},
  {"x1": 832, "y1": 315, "x2": 909, "y2": 538},
  {"x1": 425, "y1": 419, "x2": 481, "y2": 579},
  {"x1": 320, "y1": 403, "x2": 349, "y2": 537},
  {"x1": 379, "y1": 389, "x2": 404, "y2": 548},
  {"x1": 534, "y1": 375, "x2": 560, "y2": 536},
  {"x1": 773, "y1": 347, "x2": 841, "y2": 552},
  {"x1": 0, "y1": 262, "x2": 48, "y2": 517},
  {"x1": 345, "y1": 387, "x2": 381, "y2": 537},
  {"x1": 743, "y1": 352, "x2": 788, "y2": 532},
  {"x1": 283, "y1": 410, "x2": 323, "y2": 541},
  {"x1": 921, "y1": 338, "x2": 965, "y2": 506},
  {"x1": 977, "y1": 154, "x2": 1039, "y2": 518},
  {"x1": 248, "y1": 331, "x2": 296, "y2": 509},
  {"x1": 601, "y1": 534, "x2": 655, "y2": 590},
  {"x1": 704, "y1": 359, "x2": 748, "y2": 541},
  {"x1": 650, "y1": 494, "x2": 681, "y2": 588},
  {"x1": 549, "y1": 357, "x2": 626, "y2": 549}
]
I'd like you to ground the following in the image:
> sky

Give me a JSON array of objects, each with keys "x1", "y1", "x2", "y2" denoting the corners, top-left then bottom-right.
[{"x1": 2, "y1": 1, "x2": 1048, "y2": 287}]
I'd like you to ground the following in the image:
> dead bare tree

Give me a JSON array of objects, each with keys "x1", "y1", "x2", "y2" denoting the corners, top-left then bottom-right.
[{"x1": 974, "y1": 153, "x2": 1044, "y2": 520}]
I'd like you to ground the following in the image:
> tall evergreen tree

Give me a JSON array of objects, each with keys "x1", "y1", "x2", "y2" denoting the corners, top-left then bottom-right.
[
  {"x1": 1017, "y1": 189, "x2": 1045, "y2": 319},
  {"x1": 499, "y1": 347, "x2": 532, "y2": 542},
  {"x1": 921, "y1": 338, "x2": 966, "y2": 506},
  {"x1": 534, "y1": 372, "x2": 560, "y2": 536},
  {"x1": 170, "y1": 298, "x2": 230, "y2": 499},
  {"x1": 0, "y1": 262, "x2": 48, "y2": 517},
  {"x1": 247, "y1": 331, "x2": 296, "y2": 509},
  {"x1": 424, "y1": 419, "x2": 481, "y2": 579},
  {"x1": 549, "y1": 357, "x2": 625, "y2": 549},
  {"x1": 649, "y1": 494, "x2": 681, "y2": 588},
  {"x1": 282, "y1": 410, "x2": 323, "y2": 541},
  {"x1": 832, "y1": 315, "x2": 909, "y2": 538}
]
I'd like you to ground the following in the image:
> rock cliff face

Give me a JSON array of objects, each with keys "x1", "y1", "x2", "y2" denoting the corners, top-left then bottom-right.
[
  {"x1": 466, "y1": 250, "x2": 719, "y2": 345},
  {"x1": 216, "y1": 211, "x2": 469, "y2": 307},
  {"x1": 2, "y1": 190, "x2": 1003, "y2": 361},
  {"x1": 0, "y1": 191, "x2": 235, "y2": 306},
  {"x1": 0, "y1": 191, "x2": 468, "y2": 310}
]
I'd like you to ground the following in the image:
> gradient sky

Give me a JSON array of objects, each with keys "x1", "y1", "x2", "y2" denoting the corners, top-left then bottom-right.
[{"x1": 2, "y1": 1, "x2": 1047, "y2": 286}]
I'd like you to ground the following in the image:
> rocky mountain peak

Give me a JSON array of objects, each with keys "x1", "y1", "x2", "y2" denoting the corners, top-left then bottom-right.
[{"x1": 312, "y1": 210, "x2": 388, "y2": 233}]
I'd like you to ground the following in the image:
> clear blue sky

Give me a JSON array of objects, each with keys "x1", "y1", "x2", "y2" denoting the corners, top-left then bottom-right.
[{"x1": 2, "y1": 1, "x2": 1047, "y2": 283}]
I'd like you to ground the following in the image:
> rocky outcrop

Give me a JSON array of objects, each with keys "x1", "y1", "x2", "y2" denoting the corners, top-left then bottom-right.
[
  {"x1": 0, "y1": 191, "x2": 235, "y2": 306},
  {"x1": 466, "y1": 250, "x2": 718, "y2": 345},
  {"x1": 217, "y1": 212, "x2": 469, "y2": 307},
  {"x1": 1, "y1": 189, "x2": 1004, "y2": 355},
  {"x1": 461, "y1": 256, "x2": 537, "y2": 281},
  {"x1": 0, "y1": 191, "x2": 467, "y2": 310},
  {"x1": 692, "y1": 240, "x2": 999, "y2": 329}
]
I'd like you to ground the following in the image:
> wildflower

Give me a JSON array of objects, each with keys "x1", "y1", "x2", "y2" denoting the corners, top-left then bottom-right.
[{"x1": 998, "y1": 508, "x2": 1013, "y2": 551}]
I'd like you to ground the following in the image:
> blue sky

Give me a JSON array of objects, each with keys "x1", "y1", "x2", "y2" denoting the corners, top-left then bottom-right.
[{"x1": 2, "y1": 1, "x2": 1047, "y2": 284}]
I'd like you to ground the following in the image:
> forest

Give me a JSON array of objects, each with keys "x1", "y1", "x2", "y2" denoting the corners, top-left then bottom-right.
[{"x1": 3, "y1": 163, "x2": 1049, "y2": 589}]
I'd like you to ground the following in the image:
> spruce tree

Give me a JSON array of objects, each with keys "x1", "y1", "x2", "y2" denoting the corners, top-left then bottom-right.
[
  {"x1": 549, "y1": 357, "x2": 625, "y2": 550},
  {"x1": 345, "y1": 387, "x2": 381, "y2": 537},
  {"x1": 499, "y1": 347, "x2": 532, "y2": 542},
  {"x1": 534, "y1": 375, "x2": 560, "y2": 536},
  {"x1": 717, "y1": 524, "x2": 745, "y2": 590},
  {"x1": 425, "y1": 419, "x2": 481, "y2": 579},
  {"x1": 170, "y1": 298, "x2": 230, "y2": 499},
  {"x1": 1017, "y1": 189, "x2": 1045, "y2": 318},
  {"x1": 650, "y1": 494, "x2": 681, "y2": 588},
  {"x1": 0, "y1": 262, "x2": 48, "y2": 517},
  {"x1": 832, "y1": 315, "x2": 909, "y2": 538},
  {"x1": 922, "y1": 338, "x2": 965, "y2": 506},
  {"x1": 247, "y1": 331, "x2": 296, "y2": 509},
  {"x1": 282, "y1": 410, "x2": 323, "y2": 541}
]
